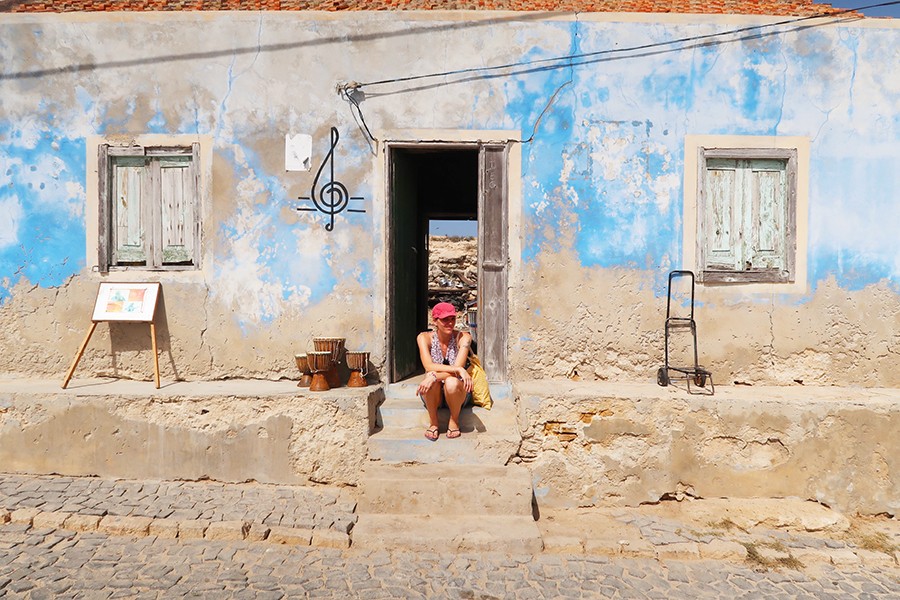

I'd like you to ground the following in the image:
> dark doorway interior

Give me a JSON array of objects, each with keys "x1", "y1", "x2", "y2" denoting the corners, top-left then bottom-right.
[{"x1": 389, "y1": 147, "x2": 478, "y2": 382}]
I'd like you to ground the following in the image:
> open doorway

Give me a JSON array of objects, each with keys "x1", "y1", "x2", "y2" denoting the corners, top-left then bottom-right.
[
  {"x1": 387, "y1": 143, "x2": 508, "y2": 384},
  {"x1": 427, "y1": 219, "x2": 478, "y2": 351},
  {"x1": 388, "y1": 147, "x2": 477, "y2": 382}
]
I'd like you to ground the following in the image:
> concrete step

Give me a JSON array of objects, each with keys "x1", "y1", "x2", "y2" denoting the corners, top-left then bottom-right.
[
  {"x1": 354, "y1": 462, "x2": 542, "y2": 553},
  {"x1": 376, "y1": 396, "x2": 517, "y2": 431},
  {"x1": 370, "y1": 382, "x2": 520, "y2": 466},
  {"x1": 382, "y1": 381, "x2": 513, "y2": 403},
  {"x1": 351, "y1": 514, "x2": 543, "y2": 554},
  {"x1": 358, "y1": 463, "x2": 535, "y2": 516},
  {"x1": 367, "y1": 427, "x2": 519, "y2": 465}
]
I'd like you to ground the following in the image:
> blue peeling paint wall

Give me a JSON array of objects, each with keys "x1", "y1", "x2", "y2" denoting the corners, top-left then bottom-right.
[
  {"x1": 511, "y1": 21, "x2": 899, "y2": 291},
  {"x1": 0, "y1": 124, "x2": 86, "y2": 302},
  {"x1": 0, "y1": 12, "x2": 897, "y2": 385}
]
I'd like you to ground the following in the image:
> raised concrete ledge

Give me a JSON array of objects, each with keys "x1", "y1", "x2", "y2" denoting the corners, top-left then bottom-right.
[
  {"x1": 0, "y1": 377, "x2": 383, "y2": 487},
  {"x1": 512, "y1": 380, "x2": 900, "y2": 516},
  {"x1": 514, "y1": 379, "x2": 900, "y2": 408},
  {"x1": 0, "y1": 376, "x2": 373, "y2": 399}
]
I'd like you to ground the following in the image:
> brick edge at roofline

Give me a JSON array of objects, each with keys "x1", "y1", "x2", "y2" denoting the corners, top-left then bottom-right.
[{"x1": 1, "y1": 0, "x2": 860, "y2": 19}]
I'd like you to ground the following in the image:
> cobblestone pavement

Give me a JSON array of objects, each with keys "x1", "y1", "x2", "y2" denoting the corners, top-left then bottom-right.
[
  {"x1": 1, "y1": 473, "x2": 899, "y2": 598},
  {"x1": 0, "y1": 474, "x2": 357, "y2": 545},
  {"x1": 2, "y1": 525, "x2": 900, "y2": 599}
]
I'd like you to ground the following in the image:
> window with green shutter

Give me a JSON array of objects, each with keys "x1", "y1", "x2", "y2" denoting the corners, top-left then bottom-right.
[
  {"x1": 98, "y1": 143, "x2": 200, "y2": 271},
  {"x1": 697, "y1": 148, "x2": 797, "y2": 283}
]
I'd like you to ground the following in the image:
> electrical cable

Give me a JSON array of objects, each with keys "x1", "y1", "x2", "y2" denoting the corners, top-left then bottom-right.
[
  {"x1": 352, "y1": 3, "x2": 895, "y2": 92},
  {"x1": 339, "y1": 1, "x2": 899, "y2": 144}
]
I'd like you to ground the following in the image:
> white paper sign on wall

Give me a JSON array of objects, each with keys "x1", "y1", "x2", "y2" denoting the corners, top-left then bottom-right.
[{"x1": 285, "y1": 133, "x2": 312, "y2": 171}]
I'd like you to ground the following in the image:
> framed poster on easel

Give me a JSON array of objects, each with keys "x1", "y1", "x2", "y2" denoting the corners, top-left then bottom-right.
[{"x1": 62, "y1": 282, "x2": 162, "y2": 389}]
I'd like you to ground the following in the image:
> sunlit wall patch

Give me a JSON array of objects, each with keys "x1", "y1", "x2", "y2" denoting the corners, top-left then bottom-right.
[
  {"x1": 212, "y1": 140, "x2": 364, "y2": 329},
  {"x1": 809, "y1": 155, "x2": 900, "y2": 292}
]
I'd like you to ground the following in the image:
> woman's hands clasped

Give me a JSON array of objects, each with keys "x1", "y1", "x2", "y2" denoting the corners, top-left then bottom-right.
[
  {"x1": 417, "y1": 371, "x2": 437, "y2": 397},
  {"x1": 457, "y1": 366, "x2": 473, "y2": 393}
]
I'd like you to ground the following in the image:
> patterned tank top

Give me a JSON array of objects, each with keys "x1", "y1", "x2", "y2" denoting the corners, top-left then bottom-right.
[{"x1": 430, "y1": 332, "x2": 458, "y2": 365}]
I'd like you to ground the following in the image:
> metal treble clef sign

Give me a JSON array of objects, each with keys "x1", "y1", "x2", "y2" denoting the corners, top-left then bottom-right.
[{"x1": 297, "y1": 127, "x2": 366, "y2": 231}]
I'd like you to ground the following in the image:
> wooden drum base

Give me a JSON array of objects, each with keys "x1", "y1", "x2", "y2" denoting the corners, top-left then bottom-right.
[
  {"x1": 309, "y1": 372, "x2": 330, "y2": 392},
  {"x1": 297, "y1": 374, "x2": 313, "y2": 387},
  {"x1": 347, "y1": 371, "x2": 367, "y2": 387},
  {"x1": 325, "y1": 366, "x2": 340, "y2": 388}
]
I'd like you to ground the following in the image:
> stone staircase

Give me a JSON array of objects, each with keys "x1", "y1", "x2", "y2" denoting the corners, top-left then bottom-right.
[
  {"x1": 366, "y1": 382, "x2": 521, "y2": 465},
  {"x1": 353, "y1": 382, "x2": 543, "y2": 553}
]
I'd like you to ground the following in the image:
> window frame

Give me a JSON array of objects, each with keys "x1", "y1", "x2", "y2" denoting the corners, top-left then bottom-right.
[
  {"x1": 696, "y1": 146, "x2": 797, "y2": 284},
  {"x1": 682, "y1": 135, "x2": 809, "y2": 294},
  {"x1": 98, "y1": 142, "x2": 201, "y2": 273}
]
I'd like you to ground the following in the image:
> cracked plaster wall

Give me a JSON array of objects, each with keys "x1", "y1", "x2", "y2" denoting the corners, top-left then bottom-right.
[
  {"x1": 0, "y1": 13, "x2": 898, "y2": 387},
  {"x1": 510, "y1": 260, "x2": 900, "y2": 387},
  {"x1": 516, "y1": 381, "x2": 900, "y2": 515}
]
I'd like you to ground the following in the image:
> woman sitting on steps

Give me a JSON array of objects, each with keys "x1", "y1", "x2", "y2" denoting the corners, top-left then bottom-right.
[{"x1": 416, "y1": 302, "x2": 473, "y2": 441}]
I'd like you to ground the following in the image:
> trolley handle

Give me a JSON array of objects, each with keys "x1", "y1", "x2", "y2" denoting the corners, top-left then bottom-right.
[{"x1": 665, "y1": 270, "x2": 696, "y2": 321}]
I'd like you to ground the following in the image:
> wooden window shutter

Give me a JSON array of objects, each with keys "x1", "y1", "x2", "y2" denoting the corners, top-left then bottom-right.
[
  {"x1": 699, "y1": 148, "x2": 796, "y2": 284},
  {"x1": 111, "y1": 154, "x2": 150, "y2": 265},
  {"x1": 98, "y1": 144, "x2": 110, "y2": 273},
  {"x1": 158, "y1": 154, "x2": 192, "y2": 264},
  {"x1": 702, "y1": 158, "x2": 742, "y2": 272},
  {"x1": 747, "y1": 159, "x2": 787, "y2": 272}
]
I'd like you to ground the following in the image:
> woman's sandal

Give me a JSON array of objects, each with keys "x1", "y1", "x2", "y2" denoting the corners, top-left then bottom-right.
[
  {"x1": 424, "y1": 426, "x2": 439, "y2": 442},
  {"x1": 446, "y1": 429, "x2": 461, "y2": 439}
]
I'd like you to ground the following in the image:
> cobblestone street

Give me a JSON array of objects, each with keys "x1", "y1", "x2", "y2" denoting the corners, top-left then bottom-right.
[
  {"x1": 2, "y1": 523, "x2": 900, "y2": 599},
  {"x1": 1, "y1": 473, "x2": 899, "y2": 598}
]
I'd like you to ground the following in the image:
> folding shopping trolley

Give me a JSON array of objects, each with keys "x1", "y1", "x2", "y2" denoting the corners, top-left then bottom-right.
[{"x1": 656, "y1": 270, "x2": 714, "y2": 394}]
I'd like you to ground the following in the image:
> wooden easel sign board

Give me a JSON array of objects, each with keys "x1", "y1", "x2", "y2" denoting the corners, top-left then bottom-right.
[
  {"x1": 92, "y1": 282, "x2": 160, "y2": 322},
  {"x1": 62, "y1": 282, "x2": 162, "y2": 389}
]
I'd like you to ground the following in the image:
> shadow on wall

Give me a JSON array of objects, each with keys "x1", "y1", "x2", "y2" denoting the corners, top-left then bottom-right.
[{"x1": 103, "y1": 286, "x2": 179, "y2": 382}]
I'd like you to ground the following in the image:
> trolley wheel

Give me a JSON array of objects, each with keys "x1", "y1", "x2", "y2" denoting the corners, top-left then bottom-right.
[
  {"x1": 657, "y1": 367, "x2": 669, "y2": 387},
  {"x1": 694, "y1": 373, "x2": 707, "y2": 388}
]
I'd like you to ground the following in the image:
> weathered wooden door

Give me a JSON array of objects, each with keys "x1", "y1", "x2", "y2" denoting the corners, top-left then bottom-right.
[
  {"x1": 389, "y1": 149, "x2": 421, "y2": 382},
  {"x1": 388, "y1": 142, "x2": 509, "y2": 384},
  {"x1": 477, "y1": 144, "x2": 508, "y2": 383}
]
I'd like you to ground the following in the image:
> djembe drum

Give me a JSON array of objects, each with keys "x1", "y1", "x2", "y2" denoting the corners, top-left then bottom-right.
[
  {"x1": 294, "y1": 353, "x2": 313, "y2": 388},
  {"x1": 307, "y1": 351, "x2": 332, "y2": 392},
  {"x1": 345, "y1": 351, "x2": 369, "y2": 388},
  {"x1": 313, "y1": 337, "x2": 345, "y2": 388}
]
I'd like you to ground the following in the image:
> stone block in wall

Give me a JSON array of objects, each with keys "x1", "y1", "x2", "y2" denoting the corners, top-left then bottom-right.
[
  {"x1": 267, "y1": 526, "x2": 312, "y2": 546},
  {"x1": 98, "y1": 515, "x2": 152, "y2": 537},
  {"x1": 32, "y1": 511, "x2": 71, "y2": 530},
  {"x1": 63, "y1": 514, "x2": 101, "y2": 532},
  {"x1": 205, "y1": 520, "x2": 250, "y2": 541},
  {"x1": 149, "y1": 519, "x2": 179, "y2": 539},
  {"x1": 10, "y1": 507, "x2": 40, "y2": 525}
]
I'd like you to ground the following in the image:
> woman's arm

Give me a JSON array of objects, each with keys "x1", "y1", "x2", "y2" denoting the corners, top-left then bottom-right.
[
  {"x1": 452, "y1": 331, "x2": 474, "y2": 393},
  {"x1": 416, "y1": 332, "x2": 448, "y2": 397},
  {"x1": 417, "y1": 332, "x2": 458, "y2": 377},
  {"x1": 416, "y1": 331, "x2": 472, "y2": 388}
]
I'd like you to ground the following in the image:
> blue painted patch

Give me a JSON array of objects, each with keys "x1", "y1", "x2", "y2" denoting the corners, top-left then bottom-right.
[
  {"x1": 0, "y1": 124, "x2": 86, "y2": 304},
  {"x1": 643, "y1": 72, "x2": 691, "y2": 111},
  {"x1": 809, "y1": 156, "x2": 899, "y2": 292},
  {"x1": 214, "y1": 139, "x2": 374, "y2": 327}
]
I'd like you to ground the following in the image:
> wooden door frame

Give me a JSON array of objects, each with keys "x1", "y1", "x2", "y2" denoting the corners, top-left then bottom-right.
[{"x1": 382, "y1": 131, "x2": 519, "y2": 384}]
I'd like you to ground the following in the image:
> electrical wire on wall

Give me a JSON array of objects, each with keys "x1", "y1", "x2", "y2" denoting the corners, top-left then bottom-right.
[{"x1": 338, "y1": 2, "x2": 898, "y2": 146}]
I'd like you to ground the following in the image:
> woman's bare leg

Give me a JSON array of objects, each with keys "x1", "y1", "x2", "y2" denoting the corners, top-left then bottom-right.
[
  {"x1": 443, "y1": 377, "x2": 466, "y2": 437},
  {"x1": 422, "y1": 384, "x2": 442, "y2": 440}
]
